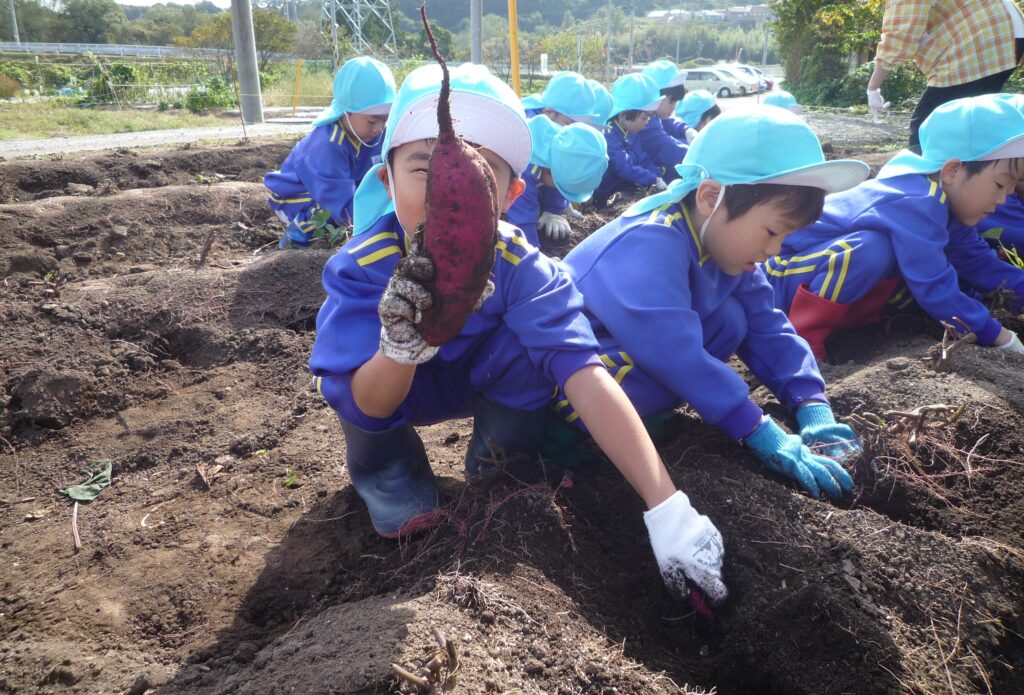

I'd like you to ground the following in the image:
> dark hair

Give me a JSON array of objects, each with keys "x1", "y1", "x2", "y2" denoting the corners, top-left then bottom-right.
[
  {"x1": 620, "y1": 109, "x2": 646, "y2": 122},
  {"x1": 683, "y1": 183, "x2": 826, "y2": 229},
  {"x1": 698, "y1": 104, "x2": 722, "y2": 128},
  {"x1": 962, "y1": 158, "x2": 1024, "y2": 178},
  {"x1": 660, "y1": 85, "x2": 687, "y2": 101}
]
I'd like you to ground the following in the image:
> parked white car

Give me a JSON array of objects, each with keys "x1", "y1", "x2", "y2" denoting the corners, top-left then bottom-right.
[
  {"x1": 711, "y1": 65, "x2": 760, "y2": 95},
  {"x1": 684, "y1": 68, "x2": 744, "y2": 98},
  {"x1": 720, "y1": 63, "x2": 773, "y2": 91}
]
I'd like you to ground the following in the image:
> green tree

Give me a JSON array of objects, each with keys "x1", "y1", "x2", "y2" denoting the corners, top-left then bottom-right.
[
  {"x1": 175, "y1": 8, "x2": 295, "y2": 72},
  {"x1": 60, "y1": 0, "x2": 126, "y2": 43}
]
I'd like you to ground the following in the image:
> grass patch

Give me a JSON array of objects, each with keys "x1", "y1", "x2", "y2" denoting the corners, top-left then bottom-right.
[
  {"x1": 261, "y1": 68, "x2": 334, "y2": 108},
  {"x1": 0, "y1": 101, "x2": 228, "y2": 140}
]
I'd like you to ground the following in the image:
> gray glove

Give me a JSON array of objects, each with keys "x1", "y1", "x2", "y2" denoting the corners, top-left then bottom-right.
[
  {"x1": 644, "y1": 490, "x2": 728, "y2": 604},
  {"x1": 378, "y1": 231, "x2": 440, "y2": 365},
  {"x1": 653, "y1": 177, "x2": 668, "y2": 192},
  {"x1": 684, "y1": 127, "x2": 699, "y2": 144},
  {"x1": 538, "y1": 211, "x2": 571, "y2": 240},
  {"x1": 996, "y1": 331, "x2": 1024, "y2": 354},
  {"x1": 564, "y1": 205, "x2": 583, "y2": 220}
]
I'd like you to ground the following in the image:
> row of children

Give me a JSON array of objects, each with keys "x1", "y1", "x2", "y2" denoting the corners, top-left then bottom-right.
[{"x1": 269, "y1": 55, "x2": 1024, "y2": 605}]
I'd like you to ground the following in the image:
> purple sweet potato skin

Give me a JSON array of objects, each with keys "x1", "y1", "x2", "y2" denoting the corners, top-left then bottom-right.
[{"x1": 417, "y1": 4, "x2": 501, "y2": 347}]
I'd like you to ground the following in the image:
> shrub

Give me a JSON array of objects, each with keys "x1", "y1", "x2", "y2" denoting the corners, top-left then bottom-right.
[
  {"x1": 0, "y1": 75, "x2": 21, "y2": 99},
  {"x1": 184, "y1": 76, "x2": 235, "y2": 113},
  {"x1": 0, "y1": 62, "x2": 31, "y2": 88}
]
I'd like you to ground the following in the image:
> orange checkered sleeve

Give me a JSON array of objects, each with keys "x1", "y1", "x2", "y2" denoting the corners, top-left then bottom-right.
[{"x1": 875, "y1": 0, "x2": 1020, "y2": 87}]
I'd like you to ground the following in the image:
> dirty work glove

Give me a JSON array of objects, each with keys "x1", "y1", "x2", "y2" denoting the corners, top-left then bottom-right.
[
  {"x1": 866, "y1": 88, "x2": 889, "y2": 123},
  {"x1": 563, "y1": 205, "x2": 583, "y2": 220},
  {"x1": 796, "y1": 402, "x2": 862, "y2": 461},
  {"x1": 538, "y1": 211, "x2": 572, "y2": 241},
  {"x1": 644, "y1": 490, "x2": 728, "y2": 604},
  {"x1": 653, "y1": 177, "x2": 668, "y2": 192},
  {"x1": 684, "y1": 127, "x2": 699, "y2": 144},
  {"x1": 745, "y1": 417, "x2": 853, "y2": 500},
  {"x1": 378, "y1": 230, "x2": 440, "y2": 365},
  {"x1": 996, "y1": 331, "x2": 1024, "y2": 354}
]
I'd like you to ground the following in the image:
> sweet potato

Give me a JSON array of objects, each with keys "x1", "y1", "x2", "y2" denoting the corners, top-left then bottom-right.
[{"x1": 416, "y1": 4, "x2": 501, "y2": 347}]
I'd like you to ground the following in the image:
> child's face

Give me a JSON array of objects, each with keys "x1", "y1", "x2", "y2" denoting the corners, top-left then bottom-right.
[
  {"x1": 655, "y1": 97, "x2": 676, "y2": 119},
  {"x1": 344, "y1": 112, "x2": 387, "y2": 143},
  {"x1": 539, "y1": 168, "x2": 555, "y2": 188},
  {"x1": 696, "y1": 112, "x2": 716, "y2": 131},
  {"x1": 941, "y1": 159, "x2": 1016, "y2": 226},
  {"x1": 696, "y1": 182, "x2": 801, "y2": 276},
  {"x1": 543, "y1": 108, "x2": 575, "y2": 126},
  {"x1": 381, "y1": 138, "x2": 525, "y2": 233},
  {"x1": 618, "y1": 111, "x2": 651, "y2": 134},
  {"x1": 1014, "y1": 176, "x2": 1024, "y2": 199}
]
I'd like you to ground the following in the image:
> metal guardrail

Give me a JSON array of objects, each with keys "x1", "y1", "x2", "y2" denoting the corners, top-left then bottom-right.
[{"x1": 0, "y1": 42, "x2": 240, "y2": 59}]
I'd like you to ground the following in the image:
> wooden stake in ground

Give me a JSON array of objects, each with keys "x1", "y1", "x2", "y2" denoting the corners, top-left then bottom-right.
[{"x1": 71, "y1": 501, "x2": 82, "y2": 554}]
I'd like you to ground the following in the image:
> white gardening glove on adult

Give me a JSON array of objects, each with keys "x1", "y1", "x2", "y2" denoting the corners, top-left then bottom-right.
[
  {"x1": 866, "y1": 88, "x2": 890, "y2": 124},
  {"x1": 996, "y1": 331, "x2": 1024, "y2": 354},
  {"x1": 653, "y1": 177, "x2": 668, "y2": 192},
  {"x1": 684, "y1": 127, "x2": 699, "y2": 144},
  {"x1": 563, "y1": 205, "x2": 583, "y2": 220},
  {"x1": 643, "y1": 490, "x2": 728, "y2": 604},
  {"x1": 538, "y1": 211, "x2": 572, "y2": 241},
  {"x1": 378, "y1": 231, "x2": 440, "y2": 365}
]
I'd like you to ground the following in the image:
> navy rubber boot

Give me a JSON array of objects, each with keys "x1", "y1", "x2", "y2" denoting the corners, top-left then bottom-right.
[
  {"x1": 340, "y1": 418, "x2": 442, "y2": 538},
  {"x1": 465, "y1": 393, "x2": 547, "y2": 482}
]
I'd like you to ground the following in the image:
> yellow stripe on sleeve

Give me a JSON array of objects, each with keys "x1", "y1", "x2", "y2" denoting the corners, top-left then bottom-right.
[
  {"x1": 348, "y1": 231, "x2": 399, "y2": 254},
  {"x1": 356, "y1": 245, "x2": 402, "y2": 266}
]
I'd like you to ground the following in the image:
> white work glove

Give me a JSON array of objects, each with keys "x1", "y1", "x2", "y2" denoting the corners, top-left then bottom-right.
[
  {"x1": 653, "y1": 177, "x2": 668, "y2": 192},
  {"x1": 378, "y1": 230, "x2": 440, "y2": 365},
  {"x1": 643, "y1": 490, "x2": 728, "y2": 604},
  {"x1": 563, "y1": 205, "x2": 583, "y2": 220},
  {"x1": 866, "y1": 88, "x2": 890, "y2": 124},
  {"x1": 996, "y1": 331, "x2": 1024, "y2": 354},
  {"x1": 684, "y1": 127, "x2": 699, "y2": 144},
  {"x1": 538, "y1": 211, "x2": 572, "y2": 241}
]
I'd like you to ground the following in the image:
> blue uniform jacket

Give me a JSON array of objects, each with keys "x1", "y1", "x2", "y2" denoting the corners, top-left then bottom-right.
[
  {"x1": 661, "y1": 116, "x2": 689, "y2": 140},
  {"x1": 975, "y1": 192, "x2": 1024, "y2": 255},
  {"x1": 264, "y1": 121, "x2": 381, "y2": 227},
  {"x1": 635, "y1": 117, "x2": 688, "y2": 172},
  {"x1": 310, "y1": 212, "x2": 601, "y2": 427},
  {"x1": 506, "y1": 164, "x2": 544, "y2": 247},
  {"x1": 780, "y1": 174, "x2": 1008, "y2": 345},
  {"x1": 598, "y1": 121, "x2": 659, "y2": 195},
  {"x1": 562, "y1": 202, "x2": 826, "y2": 441}
]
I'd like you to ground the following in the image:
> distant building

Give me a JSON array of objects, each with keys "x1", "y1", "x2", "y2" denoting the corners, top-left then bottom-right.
[{"x1": 646, "y1": 8, "x2": 693, "y2": 22}]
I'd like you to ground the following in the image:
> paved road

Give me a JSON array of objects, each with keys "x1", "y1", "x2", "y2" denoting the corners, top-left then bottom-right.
[{"x1": 1, "y1": 120, "x2": 312, "y2": 159}]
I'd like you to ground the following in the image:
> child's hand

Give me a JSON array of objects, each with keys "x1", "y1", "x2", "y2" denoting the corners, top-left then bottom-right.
[
  {"x1": 745, "y1": 417, "x2": 854, "y2": 500},
  {"x1": 995, "y1": 328, "x2": 1024, "y2": 354},
  {"x1": 538, "y1": 212, "x2": 571, "y2": 240},
  {"x1": 796, "y1": 402, "x2": 862, "y2": 460},
  {"x1": 643, "y1": 491, "x2": 728, "y2": 605},
  {"x1": 378, "y1": 232, "x2": 440, "y2": 365}
]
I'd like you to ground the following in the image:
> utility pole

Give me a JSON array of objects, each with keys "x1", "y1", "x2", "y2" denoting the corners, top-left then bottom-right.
[
  {"x1": 628, "y1": 0, "x2": 634, "y2": 69},
  {"x1": 329, "y1": 0, "x2": 338, "y2": 71},
  {"x1": 605, "y1": 0, "x2": 612, "y2": 80},
  {"x1": 230, "y1": 0, "x2": 264, "y2": 124},
  {"x1": 470, "y1": 0, "x2": 482, "y2": 64},
  {"x1": 675, "y1": 1, "x2": 682, "y2": 62},
  {"x1": 7, "y1": 0, "x2": 19, "y2": 45}
]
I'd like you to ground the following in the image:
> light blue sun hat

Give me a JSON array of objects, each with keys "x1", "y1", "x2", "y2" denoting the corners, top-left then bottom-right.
[
  {"x1": 878, "y1": 93, "x2": 1024, "y2": 179},
  {"x1": 763, "y1": 89, "x2": 802, "y2": 113},
  {"x1": 312, "y1": 57, "x2": 396, "y2": 127},
  {"x1": 520, "y1": 71, "x2": 595, "y2": 122},
  {"x1": 676, "y1": 89, "x2": 717, "y2": 126},
  {"x1": 527, "y1": 115, "x2": 609, "y2": 203},
  {"x1": 609, "y1": 73, "x2": 663, "y2": 119},
  {"x1": 580, "y1": 79, "x2": 614, "y2": 127},
  {"x1": 626, "y1": 105, "x2": 870, "y2": 216},
  {"x1": 352, "y1": 62, "x2": 532, "y2": 235},
  {"x1": 642, "y1": 59, "x2": 688, "y2": 90}
]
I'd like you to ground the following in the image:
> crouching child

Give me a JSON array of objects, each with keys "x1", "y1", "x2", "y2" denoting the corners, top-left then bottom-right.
[
  {"x1": 557, "y1": 106, "x2": 871, "y2": 500},
  {"x1": 309, "y1": 63, "x2": 729, "y2": 605}
]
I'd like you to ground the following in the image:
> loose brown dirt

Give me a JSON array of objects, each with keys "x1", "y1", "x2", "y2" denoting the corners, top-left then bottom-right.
[{"x1": 1, "y1": 139, "x2": 1023, "y2": 695}]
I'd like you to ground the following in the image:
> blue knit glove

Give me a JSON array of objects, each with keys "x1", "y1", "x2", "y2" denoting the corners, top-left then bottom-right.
[
  {"x1": 745, "y1": 417, "x2": 854, "y2": 500},
  {"x1": 796, "y1": 402, "x2": 862, "y2": 460}
]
